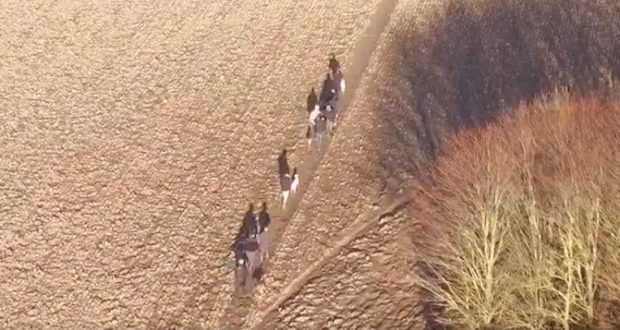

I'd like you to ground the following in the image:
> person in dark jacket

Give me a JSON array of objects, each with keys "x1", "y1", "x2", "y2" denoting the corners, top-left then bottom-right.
[
  {"x1": 257, "y1": 202, "x2": 271, "y2": 232},
  {"x1": 256, "y1": 202, "x2": 271, "y2": 261},
  {"x1": 319, "y1": 73, "x2": 336, "y2": 105},
  {"x1": 242, "y1": 203, "x2": 257, "y2": 238}
]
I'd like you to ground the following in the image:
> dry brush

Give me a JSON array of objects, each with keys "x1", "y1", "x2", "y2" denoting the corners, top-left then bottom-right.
[{"x1": 412, "y1": 88, "x2": 620, "y2": 329}]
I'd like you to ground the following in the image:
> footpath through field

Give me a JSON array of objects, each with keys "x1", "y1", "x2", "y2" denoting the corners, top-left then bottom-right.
[{"x1": 215, "y1": 0, "x2": 400, "y2": 328}]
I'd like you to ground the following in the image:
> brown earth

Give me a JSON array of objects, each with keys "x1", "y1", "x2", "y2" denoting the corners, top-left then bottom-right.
[
  {"x1": 3, "y1": 0, "x2": 620, "y2": 329},
  {"x1": 0, "y1": 0, "x2": 381, "y2": 328}
]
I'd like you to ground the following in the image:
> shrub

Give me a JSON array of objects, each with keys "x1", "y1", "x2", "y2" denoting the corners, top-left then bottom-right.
[{"x1": 413, "y1": 88, "x2": 620, "y2": 329}]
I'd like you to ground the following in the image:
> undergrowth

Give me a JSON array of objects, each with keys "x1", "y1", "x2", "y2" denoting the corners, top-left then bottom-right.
[{"x1": 413, "y1": 87, "x2": 620, "y2": 329}]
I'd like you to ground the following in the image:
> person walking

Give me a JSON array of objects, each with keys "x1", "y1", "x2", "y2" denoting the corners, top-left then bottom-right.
[{"x1": 256, "y1": 202, "x2": 271, "y2": 261}]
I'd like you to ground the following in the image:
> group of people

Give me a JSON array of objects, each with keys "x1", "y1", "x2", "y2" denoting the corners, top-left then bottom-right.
[
  {"x1": 306, "y1": 54, "x2": 346, "y2": 151},
  {"x1": 231, "y1": 202, "x2": 271, "y2": 287},
  {"x1": 230, "y1": 54, "x2": 345, "y2": 289},
  {"x1": 231, "y1": 148, "x2": 300, "y2": 289}
]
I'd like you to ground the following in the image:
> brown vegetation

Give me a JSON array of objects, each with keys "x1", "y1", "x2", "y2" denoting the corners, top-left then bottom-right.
[
  {"x1": 412, "y1": 89, "x2": 620, "y2": 329},
  {"x1": 372, "y1": 0, "x2": 620, "y2": 189}
]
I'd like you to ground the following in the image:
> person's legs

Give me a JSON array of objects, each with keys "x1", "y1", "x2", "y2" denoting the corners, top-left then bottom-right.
[
  {"x1": 258, "y1": 231, "x2": 270, "y2": 260},
  {"x1": 306, "y1": 125, "x2": 313, "y2": 151},
  {"x1": 316, "y1": 133, "x2": 324, "y2": 152},
  {"x1": 237, "y1": 254, "x2": 248, "y2": 288},
  {"x1": 291, "y1": 176, "x2": 299, "y2": 195},
  {"x1": 281, "y1": 190, "x2": 289, "y2": 209}
]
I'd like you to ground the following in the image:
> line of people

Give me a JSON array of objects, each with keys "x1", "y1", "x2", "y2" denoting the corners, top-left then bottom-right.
[
  {"x1": 231, "y1": 54, "x2": 345, "y2": 290},
  {"x1": 306, "y1": 53, "x2": 346, "y2": 152}
]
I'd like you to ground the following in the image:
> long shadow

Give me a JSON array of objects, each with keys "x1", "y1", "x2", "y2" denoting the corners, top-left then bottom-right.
[
  {"x1": 371, "y1": 0, "x2": 620, "y2": 197},
  {"x1": 277, "y1": 149, "x2": 290, "y2": 177},
  {"x1": 371, "y1": 0, "x2": 620, "y2": 327}
]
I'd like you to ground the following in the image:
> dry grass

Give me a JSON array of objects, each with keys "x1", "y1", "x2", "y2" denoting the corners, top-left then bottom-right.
[{"x1": 412, "y1": 88, "x2": 620, "y2": 329}]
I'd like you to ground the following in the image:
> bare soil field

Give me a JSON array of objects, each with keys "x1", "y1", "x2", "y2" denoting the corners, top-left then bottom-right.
[
  {"x1": 3, "y1": 0, "x2": 620, "y2": 328},
  {"x1": 0, "y1": 0, "x2": 381, "y2": 328}
]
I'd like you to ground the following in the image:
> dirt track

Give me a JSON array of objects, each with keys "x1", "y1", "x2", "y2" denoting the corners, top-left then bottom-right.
[
  {"x1": 240, "y1": 0, "x2": 431, "y2": 328},
  {"x1": 0, "y1": 0, "x2": 381, "y2": 328},
  {"x1": 238, "y1": 0, "x2": 620, "y2": 328}
]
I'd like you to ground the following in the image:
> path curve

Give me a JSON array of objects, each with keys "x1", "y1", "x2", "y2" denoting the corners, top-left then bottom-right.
[{"x1": 248, "y1": 194, "x2": 412, "y2": 329}]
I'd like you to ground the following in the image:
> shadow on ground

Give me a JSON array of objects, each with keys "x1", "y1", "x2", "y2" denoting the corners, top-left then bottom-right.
[
  {"x1": 371, "y1": 0, "x2": 620, "y2": 191},
  {"x1": 370, "y1": 0, "x2": 620, "y2": 328}
]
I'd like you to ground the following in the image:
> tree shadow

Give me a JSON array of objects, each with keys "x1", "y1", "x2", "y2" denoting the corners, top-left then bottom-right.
[
  {"x1": 371, "y1": 0, "x2": 620, "y2": 191},
  {"x1": 372, "y1": 0, "x2": 620, "y2": 325}
]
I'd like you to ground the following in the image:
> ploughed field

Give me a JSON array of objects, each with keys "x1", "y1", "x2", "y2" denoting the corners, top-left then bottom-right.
[
  {"x1": 0, "y1": 0, "x2": 380, "y2": 328},
  {"x1": 3, "y1": 0, "x2": 620, "y2": 329}
]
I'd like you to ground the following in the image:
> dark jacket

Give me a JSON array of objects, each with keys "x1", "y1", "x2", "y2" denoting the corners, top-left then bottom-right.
[
  {"x1": 258, "y1": 210, "x2": 271, "y2": 233},
  {"x1": 320, "y1": 77, "x2": 336, "y2": 104},
  {"x1": 242, "y1": 210, "x2": 257, "y2": 238},
  {"x1": 277, "y1": 153, "x2": 290, "y2": 177}
]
